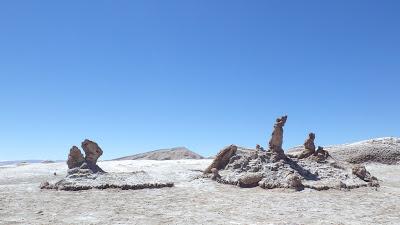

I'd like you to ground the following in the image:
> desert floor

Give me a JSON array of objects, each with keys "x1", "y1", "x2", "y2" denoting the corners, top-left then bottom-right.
[{"x1": 0, "y1": 159, "x2": 399, "y2": 225}]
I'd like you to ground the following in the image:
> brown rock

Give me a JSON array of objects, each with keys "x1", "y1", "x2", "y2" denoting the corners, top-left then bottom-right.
[
  {"x1": 352, "y1": 164, "x2": 369, "y2": 180},
  {"x1": 211, "y1": 168, "x2": 221, "y2": 180},
  {"x1": 314, "y1": 146, "x2": 330, "y2": 159},
  {"x1": 298, "y1": 133, "x2": 316, "y2": 159},
  {"x1": 204, "y1": 145, "x2": 237, "y2": 174},
  {"x1": 67, "y1": 146, "x2": 85, "y2": 169},
  {"x1": 81, "y1": 139, "x2": 103, "y2": 164},
  {"x1": 268, "y1": 115, "x2": 288, "y2": 161},
  {"x1": 238, "y1": 172, "x2": 263, "y2": 188},
  {"x1": 286, "y1": 174, "x2": 304, "y2": 190},
  {"x1": 304, "y1": 133, "x2": 316, "y2": 151}
]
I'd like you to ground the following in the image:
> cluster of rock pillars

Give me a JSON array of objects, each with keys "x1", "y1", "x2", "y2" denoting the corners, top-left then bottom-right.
[
  {"x1": 204, "y1": 115, "x2": 379, "y2": 190},
  {"x1": 41, "y1": 115, "x2": 379, "y2": 191}
]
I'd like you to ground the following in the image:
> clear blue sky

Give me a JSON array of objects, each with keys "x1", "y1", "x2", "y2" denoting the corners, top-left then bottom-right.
[{"x1": 0, "y1": 1, "x2": 399, "y2": 160}]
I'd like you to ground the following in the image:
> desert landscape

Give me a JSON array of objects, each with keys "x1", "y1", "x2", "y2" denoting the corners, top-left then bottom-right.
[
  {"x1": 1, "y1": 135, "x2": 399, "y2": 225},
  {"x1": 2, "y1": 1, "x2": 399, "y2": 225}
]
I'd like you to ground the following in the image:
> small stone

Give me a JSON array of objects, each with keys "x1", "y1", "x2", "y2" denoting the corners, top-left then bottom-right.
[
  {"x1": 40, "y1": 181, "x2": 49, "y2": 189},
  {"x1": 238, "y1": 172, "x2": 263, "y2": 188},
  {"x1": 286, "y1": 174, "x2": 304, "y2": 190}
]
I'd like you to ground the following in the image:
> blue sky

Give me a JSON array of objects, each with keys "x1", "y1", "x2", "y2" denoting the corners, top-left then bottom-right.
[{"x1": 0, "y1": 1, "x2": 399, "y2": 160}]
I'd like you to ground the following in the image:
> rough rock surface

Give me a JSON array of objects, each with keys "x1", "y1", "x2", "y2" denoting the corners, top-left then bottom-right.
[
  {"x1": 237, "y1": 172, "x2": 263, "y2": 188},
  {"x1": 298, "y1": 133, "x2": 316, "y2": 159},
  {"x1": 114, "y1": 147, "x2": 204, "y2": 160},
  {"x1": 268, "y1": 115, "x2": 288, "y2": 161},
  {"x1": 41, "y1": 171, "x2": 174, "y2": 191},
  {"x1": 210, "y1": 149, "x2": 378, "y2": 191},
  {"x1": 66, "y1": 139, "x2": 106, "y2": 174},
  {"x1": 210, "y1": 168, "x2": 221, "y2": 181},
  {"x1": 288, "y1": 137, "x2": 400, "y2": 164},
  {"x1": 204, "y1": 145, "x2": 237, "y2": 174},
  {"x1": 352, "y1": 164, "x2": 379, "y2": 187},
  {"x1": 43, "y1": 139, "x2": 175, "y2": 191},
  {"x1": 66, "y1": 146, "x2": 85, "y2": 169},
  {"x1": 82, "y1": 139, "x2": 103, "y2": 164}
]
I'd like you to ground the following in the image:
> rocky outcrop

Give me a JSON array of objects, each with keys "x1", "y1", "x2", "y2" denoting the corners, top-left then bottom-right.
[
  {"x1": 40, "y1": 172, "x2": 174, "y2": 191},
  {"x1": 82, "y1": 139, "x2": 103, "y2": 164},
  {"x1": 66, "y1": 139, "x2": 105, "y2": 174},
  {"x1": 352, "y1": 164, "x2": 379, "y2": 187},
  {"x1": 204, "y1": 145, "x2": 237, "y2": 174},
  {"x1": 41, "y1": 139, "x2": 176, "y2": 192},
  {"x1": 238, "y1": 172, "x2": 263, "y2": 188},
  {"x1": 211, "y1": 149, "x2": 378, "y2": 191},
  {"x1": 298, "y1": 133, "x2": 316, "y2": 159},
  {"x1": 205, "y1": 116, "x2": 379, "y2": 191},
  {"x1": 268, "y1": 115, "x2": 288, "y2": 161},
  {"x1": 67, "y1": 146, "x2": 85, "y2": 169},
  {"x1": 211, "y1": 168, "x2": 221, "y2": 181},
  {"x1": 286, "y1": 174, "x2": 304, "y2": 190},
  {"x1": 288, "y1": 137, "x2": 400, "y2": 164}
]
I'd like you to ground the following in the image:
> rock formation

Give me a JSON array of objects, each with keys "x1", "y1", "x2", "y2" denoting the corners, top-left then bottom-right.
[
  {"x1": 352, "y1": 164, "x2": 379, "y2": 187},
  {"x1": 205, "y1": 116, "x2": 379, "y2": 191},
  {"x1": 314, "y1": 146, "x2": 329, "y2": 158},
  {"x1": 288, "y1": 137, "x2": 400, "y2": 164},
  {"x1": 256, "y1": 144, "x2": 265, "y2": 152},
  {"x1": 66, "y1": 139, "x2": 105, "y2": 174},
  {"x1": 237, "y1": 172, "x2": 263, "y2": 188},
  {"x1": 268, "y1": 115, "x2": 288, "y2": 161},
  {"x1": 211, "y1": 168, "x2": 221, "y2": 181},
  {"x1": 41, "y1": 139, "x2": 175, "y2": 191},
  {"x1": 67, "y1": 146, "x2": 85, "y2": 169},
  {"x1": 297, "y1": 133, "x2": 316, "y2": 159},
  {"x1": 204, "y1": 145, "x2": 237, "y2": 174},
  {"x1": 82, "y1": 139, "x2": 103, "y2": 164},
  {"x1": 40, "y1": 172, "x2": 174, "y2": 191},
  {"x1": 209, "y1": 148, "x2": 378, "y2": 191}
]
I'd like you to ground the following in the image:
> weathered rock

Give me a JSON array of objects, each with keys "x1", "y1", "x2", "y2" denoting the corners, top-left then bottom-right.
[
  {"x1": 211, "y1": 168, "x2": 221, "y2": 181},
  {"x1": 209, "y1": 145, "x2": 379, "y2": 191},
  {"x1": 286, "y1": 174, "x2": 304, "y2": 190},
  {"x1": 238, "y1": 172, "x2": 263, "y2": 188},
  {"x1": 40, "y1": 181, "x2": 50, "y2": 189},
  {"x1": 204, "y1": 145, "x2": 237, "y2": 174},
  {"x1": 66, "y1": 140, "x2": 106, "y2": 174},
  {"x1": 288, "y1": 137, "x2": 400, "y2": 165},
  {"x1": 304, "y1": 133, "x2": 316, "y2": 152},
  {"x1": 350, "y1": 164, "x2": 380, "y2": 187},
  {"x1": 40, "y1": 172, "x2": 174, "y2": 191},
  {"x1": 352, "y1": 165, "x2": 369, "y2": 181},
  {"x1": 298, "y1": 133, "x2": 316, "y2": 159},
  {"x1": 268, "y1": 115, "x2": 288, "y2": 161},
  {"x1": 256, "y1": 144, "x2": 265, "y2": 152},
  {"x1": 82, "y1": 139, "x2": 103, "y2": 164},
  {"x1": 67, "y1": 146, "x2": 85, "y2": 169}
]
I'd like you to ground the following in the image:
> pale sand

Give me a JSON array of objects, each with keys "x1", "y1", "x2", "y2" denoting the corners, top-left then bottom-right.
[{"x1": 0, "y1": 160, "x2": 399, "y2": 225}]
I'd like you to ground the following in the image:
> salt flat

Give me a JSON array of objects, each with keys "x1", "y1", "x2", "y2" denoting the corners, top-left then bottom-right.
[{"x1": 0, "y1": 160, "x2": 399, "y2": 225}]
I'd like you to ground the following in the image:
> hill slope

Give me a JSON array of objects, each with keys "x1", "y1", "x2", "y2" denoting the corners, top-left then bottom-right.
[
  {"x1": 288, "y1": 137, "x2": 400, "y2": 164},
  {"x1": 114, "y1": 147, "x2": 204, "y2": 160}
]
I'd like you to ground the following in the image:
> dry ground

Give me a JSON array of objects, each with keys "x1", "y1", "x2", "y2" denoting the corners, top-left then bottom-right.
[{"x1": 0, "y1": 159, "x2": 399, "y2": 225}]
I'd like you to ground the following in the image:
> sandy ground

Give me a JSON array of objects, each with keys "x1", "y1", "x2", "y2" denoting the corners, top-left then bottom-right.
[{"x1": 0, "y1": 159, "x2": 399, "y2": 225}]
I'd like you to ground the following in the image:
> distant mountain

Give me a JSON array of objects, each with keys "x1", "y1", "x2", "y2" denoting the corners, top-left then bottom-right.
[
  {"x1": 288, "y1": 137, "x2": 400, "y2": 164},
  {"x1": 114, "y1": 147, "x2": 204, "y2": 160},
  {"x1": 0, "y1": 160, "x2": 61, "y2": 166}
]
